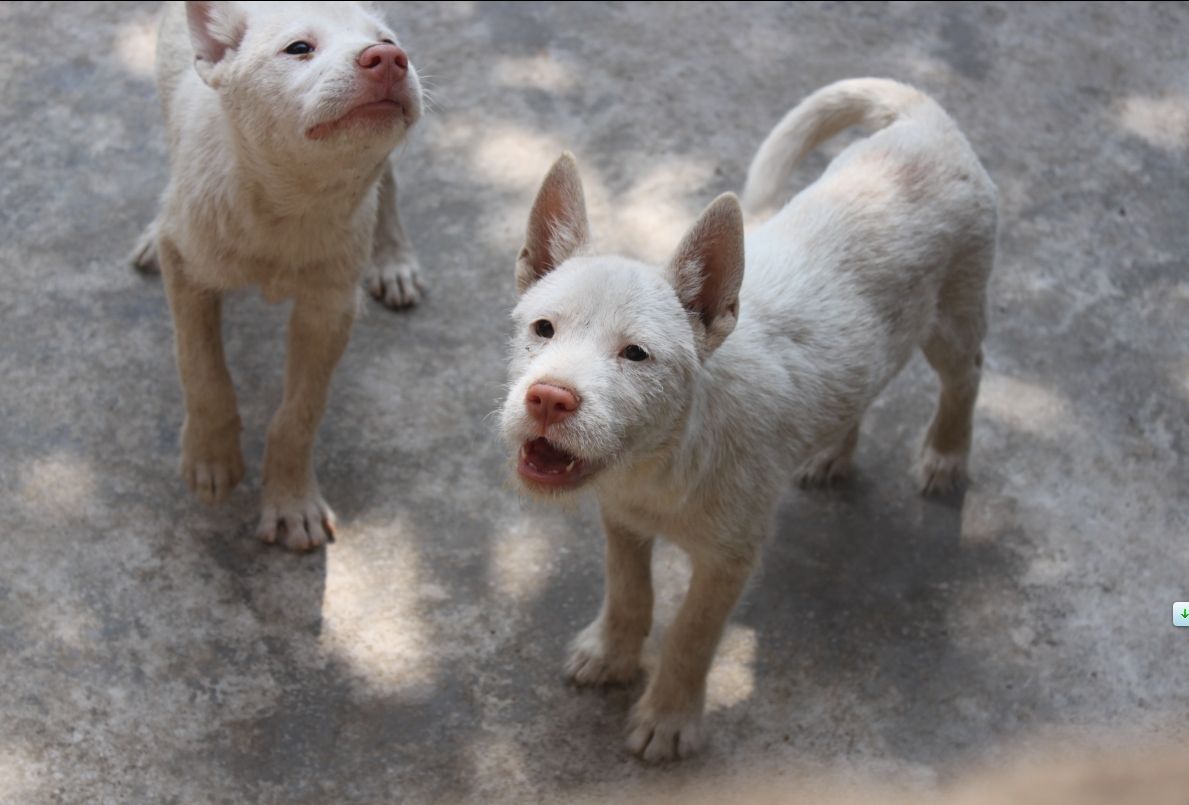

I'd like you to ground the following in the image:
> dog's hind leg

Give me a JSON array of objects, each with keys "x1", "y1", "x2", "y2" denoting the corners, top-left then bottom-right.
[
  {"x1": 795, "y1": 424, "x2": 860, "y2": 488},
  {"x1": 915, "y1": 246, "x2": 991, "y2": 494},
  {"x1": 364, "y1": 160, "x2": 423, "y2": 309}
]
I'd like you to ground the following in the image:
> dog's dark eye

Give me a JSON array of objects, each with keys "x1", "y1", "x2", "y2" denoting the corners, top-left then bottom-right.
[
  {"x1": 533, "y1": 320, "x2": 555, "y2": 339},
  {"x1": 284, "y1": 41, "x2": 315, "y2": 55},
  {"x1": 622, "y1": 345, "x2": 649, "y2": 362}
]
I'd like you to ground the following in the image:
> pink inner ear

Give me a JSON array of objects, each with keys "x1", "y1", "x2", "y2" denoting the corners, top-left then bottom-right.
[
  {"x1": 672, "y1": 198, "x2": 745, "y2": 325},
  {"x1": 695, "y1": 240, "x2": 739, "y2": 321},
  {"x1": 186, "y1": 1, "x2": 242, "y2": 64},
  {"x1": 523, "y1": 156, "x2": 590, "y2": 282}
]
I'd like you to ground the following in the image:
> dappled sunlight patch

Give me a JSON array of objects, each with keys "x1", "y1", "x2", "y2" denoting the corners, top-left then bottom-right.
[
  {"x1": 470, "y1": 124, "x2": 569, "y2": 189},
  {"x1": 649, "y1": 541, "x2": 694, "y2": 625},
  {"x1": 978, "y1": 372, "x2": 1075, "y2": 436},
  {"x1": 114, "y1": 15, "x2": 158, "y2": 78},
  {"x1": 1021, "y1": 554, "x2": 1077, "y2": 587},
  {"x1": 17, "y1": 451, "x2": 98, "y2": 520},
  {"x1": 441, "y1": 115, "x2": 721, "y2": 268},
  {"x1": 0, "y1": 746, "x2": 45, "y2": 802},
  {"x1": 957, "y1": 490, "x2": 1022, "y2": 547},
  {"x1": 898, "y1": 51, "x2": 958, "y2": 85},
  {"x1": 1116, "y1": 94, "x2": 1189, "y2": 151},
  {"x1": 490, "y1": 514, "x2": 556, "y2": 603},
  {"x1": 46, "y1": 605, "x2": 103, "y2": 652},
  {"x1": 706, "y1": 623, "x2": 757, "y2": 712},
  {"x1": 493, "y1": 55, "x2": 577, "y2": 92},
  {"x1": 468, "y1": 733, "x2": 533, "y2": 797},
  {"x1": 319, "y1": 520, "x2": 438, "y2": 697},
  {"x1": 610, "y1": 158, "x2": 716, "y2": 263}
]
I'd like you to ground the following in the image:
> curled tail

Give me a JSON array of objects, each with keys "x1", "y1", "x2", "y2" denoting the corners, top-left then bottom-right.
[{"x1": 742, "y1": 78, "x2": 929, "y2": 214}]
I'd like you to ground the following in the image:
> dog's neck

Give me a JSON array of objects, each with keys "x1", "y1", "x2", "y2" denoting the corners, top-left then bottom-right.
[{"x1": 227, "y1": 124, "x2": 391, "y2": 220}]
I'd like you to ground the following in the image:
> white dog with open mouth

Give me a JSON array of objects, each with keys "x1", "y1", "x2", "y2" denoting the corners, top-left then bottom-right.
[
  {"x1": 500, "y1": 78, "x2": 997, "y2": 761},
  {"x1": 135, "y1": 1, "x2": 424, "y2": 550}
]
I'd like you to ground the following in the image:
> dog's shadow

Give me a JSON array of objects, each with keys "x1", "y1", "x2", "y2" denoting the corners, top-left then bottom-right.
[
  {"x1": 125, "y1": 282, "x2": 480, "y2": 797},
  {"x1": 726, "y1": 459, "x2": 1027, "y2": 768}
]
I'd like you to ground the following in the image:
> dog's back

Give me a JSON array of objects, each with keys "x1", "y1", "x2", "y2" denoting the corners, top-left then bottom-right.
[
  {"x1": 722, "y1": 78, "x2": 994, "y2": 489},
  {"x1": 720, "y1": 79, "x2": 997, "y2": 472},
  {"x1": 743, "y1": 78, "x2": 996, "y2": 224}
]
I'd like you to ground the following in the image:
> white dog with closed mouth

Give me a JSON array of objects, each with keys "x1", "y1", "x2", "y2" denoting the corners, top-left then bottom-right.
[
  {"x1": 135, "y1": 1, "x2": 424, "y2": 550},
  {"x1": 500, "y1": 78, "x2": 997, "y2": 761}
]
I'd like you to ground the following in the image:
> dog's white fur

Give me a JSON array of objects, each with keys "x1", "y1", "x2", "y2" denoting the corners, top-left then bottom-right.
[
  {"x1": 139, "y1": 1, "x2": 424, "y2": 551},
  {"x1": 500, "y1": 78, "x2": 997, "y2": 761}
]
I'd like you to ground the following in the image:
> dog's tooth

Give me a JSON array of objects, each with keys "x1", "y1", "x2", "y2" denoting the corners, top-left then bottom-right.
[{"x1": 565, "y1": 460, "x2": 576, "y2": 472}]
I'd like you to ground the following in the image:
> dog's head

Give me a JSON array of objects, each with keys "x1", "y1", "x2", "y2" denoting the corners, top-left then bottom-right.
[
  {"x1": 184, "y1": 1, "x2": 422, "y2": 158},
  {"x1": 500, "y1": 153, "x2": 745, "y2": 495}
]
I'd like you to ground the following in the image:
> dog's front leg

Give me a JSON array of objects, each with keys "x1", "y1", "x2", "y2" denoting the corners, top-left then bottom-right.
[
  {"x1": 160, "y1": 240, "x2": 245, "y2": 505},
  {"x1": 256, "y1": 285, "x2": 356, "y2": 552},
  {"x1": 626, "y1": 549, "x2": 753, "y2": 762},
  {"x1": 364, "y1": 161, "x2": 423, "y2": 310},
  {"x1": 567, "y1": 514, "x2": 654, "y2": 686}
]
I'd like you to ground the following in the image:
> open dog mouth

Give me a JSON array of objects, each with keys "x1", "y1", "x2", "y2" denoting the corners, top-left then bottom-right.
[{"x1": 517, "y1": 437, "x2": 589, "y2": 489}]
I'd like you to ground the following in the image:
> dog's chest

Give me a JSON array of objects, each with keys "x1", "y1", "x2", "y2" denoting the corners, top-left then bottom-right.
[
  {"x1": 242, "y1": 183, "x2": 374, "y2": 262},
  {"x1": 610, "y1": 497, "x2": 670, "y2": 535},
  {"x1": 598, "y1": 472, "x2": 711, "y2": 549},
  {"x1": 254, "y1": 212, "x2": 365, "y2": 272},
  {"x1": 175, "y1": 185, "x2": 374, "y2": 294}
]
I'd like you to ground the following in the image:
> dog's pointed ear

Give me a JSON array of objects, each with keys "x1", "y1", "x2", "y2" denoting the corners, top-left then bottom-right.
[
  {"x1": 186, "y1": 1, "x2": 247, "y2": 87},
  {"x1": 668, "y1": 193, "x2": 745, "y2": 354},
  {"x1": 516, "y1": 152, "x2": 591, "y2": 295}
]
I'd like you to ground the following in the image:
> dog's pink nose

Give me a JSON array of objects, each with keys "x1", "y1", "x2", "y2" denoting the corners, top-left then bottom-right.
[
  {"x1": 526, "y1": 383, "x2": 579, "y2": 429},
  {"x1": 357, "y1": 43, "x2": 408, "y2": 78}
]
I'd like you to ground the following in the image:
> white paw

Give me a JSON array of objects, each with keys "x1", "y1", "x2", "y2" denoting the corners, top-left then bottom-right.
[
  {"x1": 255, "y1": 491, "x2": 336, "y2": 552},
  {"x1": 565, "y1": 621, "x2": 641, "y2": 686},
  {"x1": 916, "y1": 446, "x2": 968, "y2": 495},
  {"x1": 365, "y1": 256, "x2": 423, "y2": 309},
  {"x1": 181, "y1": 427, "x2": 244, "y2": 505},
  {"x1": 626, "y1": 696, "x2": 704, "y2": 763},
  {"x1": 794, "y1": 449, "x2": 853, "y2": 488}
]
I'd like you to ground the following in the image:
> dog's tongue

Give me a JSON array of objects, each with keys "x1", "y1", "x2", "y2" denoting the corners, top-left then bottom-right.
[{"x1": 523, "y1": 437, "x2": 577, "y2": 473}]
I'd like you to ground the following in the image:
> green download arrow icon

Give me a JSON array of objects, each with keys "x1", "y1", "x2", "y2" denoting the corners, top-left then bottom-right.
[{"x1": 1182, "y1": 609, "x2": 1188, "y2": 620}]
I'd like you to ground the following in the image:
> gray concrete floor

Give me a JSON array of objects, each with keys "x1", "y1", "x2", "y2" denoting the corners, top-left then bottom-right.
[{"x1": 2, "y1": 1, "x2": 1188, "y2": 802}]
